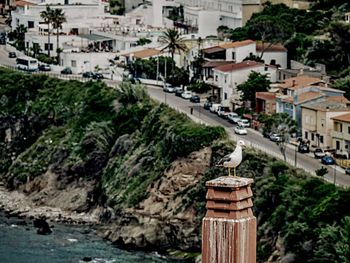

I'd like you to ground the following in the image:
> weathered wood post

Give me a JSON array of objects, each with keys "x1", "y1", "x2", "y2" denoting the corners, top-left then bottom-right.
[{"x1": 202, "y1": 176, "x2": 256, "y2": 263}]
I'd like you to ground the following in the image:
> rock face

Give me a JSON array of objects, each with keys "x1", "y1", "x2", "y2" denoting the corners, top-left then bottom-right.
[{"x1": 104, "y1": 147, "x2": 212, "y2": 251}]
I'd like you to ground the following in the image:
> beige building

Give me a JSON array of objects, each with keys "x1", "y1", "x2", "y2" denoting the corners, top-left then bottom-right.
[
  {"x1": 301, "y1": 97, "x2": 350, "y2": 149},
  {"x1": 242, "y1": 0, "x2": 310, "y2": 25},
  {"x1": 331, "y1": 113, "x2": 350, "y2": 158}
]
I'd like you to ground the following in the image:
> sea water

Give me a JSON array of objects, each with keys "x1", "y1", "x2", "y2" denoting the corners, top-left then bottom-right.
[{"x1": 0, "y1": 213, "x2": 185, "y2": 263}]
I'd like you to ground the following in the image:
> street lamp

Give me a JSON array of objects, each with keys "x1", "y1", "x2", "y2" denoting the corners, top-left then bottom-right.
[
  {"x1": 294, "y1": 143, "x2": 297, "y2": 167},
  {"x1": 333, "y1": 163, "x2": 337, "y2": 185}
]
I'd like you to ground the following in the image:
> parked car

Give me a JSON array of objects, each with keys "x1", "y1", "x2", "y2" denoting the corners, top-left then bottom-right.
[
  {"x1": 203, "y1": 100, "x2": 212, "y2": 110},
  {"x1": 61, "y1": 67, "x2": 72, "y2": 74},
  {"x1": 314, "y1": 148, "x2": 326, "y2": 159},
  {"x1": 321, "y1": 155, "x2": 335, "y2": 165},
  {"x1": 345, "y1": 167, "x2": 350, "y2": 175},
  {"x1": 82, "y1": 71, "x2": 94, "y2": 78},
  {"x1": 234, "y1": 125, "x2": 248, "y2": 135},
  {"x1": 8, "y1": 52, "x2": 16, "y2": 58},
  {"x1": 227, "y1": 112, "x2": 239, "y2": 123},
  {"x1": 38, "y1": 64, "x2": 51, "y2": 71},
  {"x1": 0, "y1": 38, "x2": 6, "y2": 45},
  {"x1": 163, "y1": 83, "x2": 175, "y2": 93},
  {"x1": 92, "y1": 73, "x2": 104, "y2": 80},
  {"x1": 175, "y1": 88, "x2": 184, "y2": 97},
  {"x1": 263, "y1": 130, "x2": 272, "y2": 138},
  {"x1": 270, "y1": 133, "x2": 283, "y2": 142},
  {"x1": 237, "y1": 119, "x2": 250, "y2": 128},
  {"x1": 209, "y1": 103, "x2": 221, "y2": 113},
  {"x1": 190, "y1": 95, "x2": 200, "y2": 103},
  {"x1": 217, "y1": 106, "x2": 231, "y2": 118},
  {"x1": 181, "y1": 91, "x2": 192, "y2": 99},
  {"x1": 298, "y1": 143, "x2": 310, "y2": 153}
]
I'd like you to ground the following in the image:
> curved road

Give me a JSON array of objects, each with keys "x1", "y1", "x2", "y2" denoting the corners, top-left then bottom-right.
[{"x1": 147, "y1": 86, "x2": 350, "y2": 187}]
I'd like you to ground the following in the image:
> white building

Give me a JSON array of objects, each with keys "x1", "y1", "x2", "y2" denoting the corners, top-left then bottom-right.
[
  {"x1": 175, "y1": 0, "x2": 243, "y2": 37},
  {"x1": 212, "y1": 60, "x2": 277, "y2": 107},
  {"x1": 256, "y1": 43, "x2": 288, "y2": 69}
]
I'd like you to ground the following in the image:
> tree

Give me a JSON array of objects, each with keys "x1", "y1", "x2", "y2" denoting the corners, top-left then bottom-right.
[
  {"x1": 13, "y1": 24, "x2": 27, "y2": 51},
  {"x1": 332, "y1": 74, "x2": 350, "y2": 99},
  {"x1": 259, "y1": 113, "x2": 297, "y2": 161},
  {"x1": 40, "y1": 5, "x2": 53, "y2": 57},
  {"x1": 237, "y1": 71, "x2": 271, "y2": 109},
  {"x1": 51, "y1": 8, "x2": 66, "y2": 64},
  {"x1": 136, "y1": 38, "x2": 152, "y2": 46},
  {"x1": 159, "y1": 28, "x2": 187, "y2": 71},
  {"x1": 328, "y1": 21, "x2": 350, "y2": 68},
  {"x1": 246, "y1": 15, "x2": 293, "y2": 58}
]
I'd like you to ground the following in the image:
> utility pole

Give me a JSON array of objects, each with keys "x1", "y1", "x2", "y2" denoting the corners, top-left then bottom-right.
[
  {"x1": 334, "y1": 164, "x2": 337, "y2": 185},
  {"x1": 294, "y1": 144, "x2": 297, "y2": 167},
  {"x1": 156, "y1": 56, "x2": 159, "y2": 85}
]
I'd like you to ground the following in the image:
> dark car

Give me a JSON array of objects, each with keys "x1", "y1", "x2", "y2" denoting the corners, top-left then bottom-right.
[
  {"x1": 61, "y1": 67, "x2": 72, "y2": 75},
  {"x1": 0, "y1": 38, "x2": 6, "y2": 45},
  {"x1": 38, "y1": 64, "x2": 51, "y2": 71},
  {"x1": 8, "y1": 52, "x2": 16, "y2": 58},
  {"x1": 203, "y1": 101, "x2": 212, "y2": 110},
  {"x1": 175, "y1": 88, "x2": 184, "y2": 97},
  {"x1": 190, "y1": 95, "x2": 200, "y2": 103},
  {"x1": 82, "y1": 71, "x2": 94, "y2": 78},
  {"x1": 92, "y1": 73, "x2": 104, "y2": 80},
  {"x1": 345, "y1": 167, "x2": 350, "y2": 175},
  {"x1": 321, "y1": 155, "x2": 335, "y2": 165},
  {"x1": 298, "y1": 143, "x2": 310, "y2": 153}
]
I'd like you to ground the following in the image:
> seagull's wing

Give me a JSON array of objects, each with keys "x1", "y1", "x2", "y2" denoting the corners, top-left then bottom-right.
[
  {"x1": 223, "y1": 146, "x2": 242, "y2": 168},
  {"x1": 216, "y1": 153, "x2": 232, "y2": 166}
]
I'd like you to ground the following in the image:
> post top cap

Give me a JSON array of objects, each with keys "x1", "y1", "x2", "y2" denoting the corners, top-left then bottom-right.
[{"x1": 206, "y1": 176, "x2": 254, "y2": 188}]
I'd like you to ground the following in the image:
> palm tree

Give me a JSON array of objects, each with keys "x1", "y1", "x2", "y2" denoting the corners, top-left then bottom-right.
[
  {"x1": 159, "y1": 28, "x2": 187, "y2": 71},
  {"x1": 40, "y1": 5, "x2": 53, "y2": 57},
  {"x1": 51, "y1": 8, "x2": 66, "y2": 64}
]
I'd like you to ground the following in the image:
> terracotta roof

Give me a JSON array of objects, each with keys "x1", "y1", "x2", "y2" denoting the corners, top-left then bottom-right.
[
  {"x1": 202, "y1": 61, "x2": 232, "y2": 68},
  {"x1": 218, "y1": 39, "x2": 255, "y2": 49},
  {"x1": 282, "y1": 91, "x2": 324, "y2": 104},
  {"x1": 331, "y1": 113, "x2": 350, "y2": 122},
  {"x1": 256, "y1": 43, "x2": 287, "y2": 52},
  {"x1": 256, "y1": 92, "x2": 276, "y2": 101},
  {"x1": 15, "y1": 0, "x2": 35, "y2": 6},
  {"x1": 202, "y1": 46, "x2": 225, "y2": 54},
  {"x1": 213, "y1": 60, "x2": 262, "y2": 73},
  {"x1": 122, "y1": 48, "x2": 161, "y2": 59},
  {"x1": 278, "y1": 76, "x2": 324, "y2": 90}
]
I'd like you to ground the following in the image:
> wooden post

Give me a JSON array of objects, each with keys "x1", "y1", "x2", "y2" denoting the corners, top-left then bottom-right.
[{"x1": 202, "y1": 176, "x2": 256, "y2": 263}]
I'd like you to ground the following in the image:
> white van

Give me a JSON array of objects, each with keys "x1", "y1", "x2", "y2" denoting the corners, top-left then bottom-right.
[{"x1": 209, "y1": 103, "x2": 221, "y2": 113}]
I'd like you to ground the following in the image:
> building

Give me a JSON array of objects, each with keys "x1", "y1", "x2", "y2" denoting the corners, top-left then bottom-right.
[
  {"x1": 175, "y1": 0, "x2": 243, "y2": 38},
  {"x1": 256, "y1": 42, "x2": 287, "y2": 69},
  {"x1": 255, "y1": 91, "x2": 277, "y2": 114},
  {"x1": 301, "y1": 97, "x2": 350, "y2": 149},
  {"x1": 212, "y1": 60, "x2": 277, "y2": 108},
  {"x1": 331, "y1": 113, "x2": 350, "y2": 158},
  {"x1": 275, "y1": 76, "x2": 345, "y2": 128}
]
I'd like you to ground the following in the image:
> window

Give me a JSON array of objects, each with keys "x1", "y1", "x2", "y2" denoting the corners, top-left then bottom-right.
[
  {"x1": 232, "y1": 52, "x2": 235, "y2": 61},
  {"x1": 305, "y1": 131, "x2": 308, "y2": 139},
  {"x1": 71, "y1": 60, "x2": 76, "y2": 67},
  {"x1": 348, "y1": 126, "x2": 350, "y2": 134},
  {"x1": 28, "y1": 21, "x2": 34, "y2": 28},
  {"x1": 224, "y1": 92, "x2": 227, "y2": 100},
  {"x1": 215, "y1": 75, "x2": 218, "y2": 82},
  {"x1": 336, "y1": 140, "x2": 340, "y2": 150},
  {"x1": 44, "y1": 43, "x2": 53, "y2": 51},
  {"x1": 224, "y1": 75, "x2": 227, "y2": 83},
  {"x1": 270, "y1": 59, "x2": 276, "y2": 65},
  {"x1": 311, "y1": 133, "x2": 314, "y2": 141},
  {"x1": 320, "y1": 136, "x2": 323, "y2": 143}
]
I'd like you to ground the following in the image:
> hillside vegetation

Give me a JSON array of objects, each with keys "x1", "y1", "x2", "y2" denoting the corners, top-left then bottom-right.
[{"x1": 0, "y1": 70, "x2": 349, "y2": 262}]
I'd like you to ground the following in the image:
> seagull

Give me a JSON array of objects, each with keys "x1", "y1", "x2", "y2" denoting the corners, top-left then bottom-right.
[{"x1": 216, "y1": 140, "x2": 245, "y2": 177}]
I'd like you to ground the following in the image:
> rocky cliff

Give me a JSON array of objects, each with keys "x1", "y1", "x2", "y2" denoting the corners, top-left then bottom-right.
[{"x1": 1, "y1": 70, "x2": 349, "y2": 263}]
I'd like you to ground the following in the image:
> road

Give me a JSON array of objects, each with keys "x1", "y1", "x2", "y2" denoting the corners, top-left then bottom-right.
[
  {"x1": 0, "y1": 44, "x2": 349, "y2": 187},
  {"x1": 147, "y1": 86, "x2": 350, "y2": 187}
]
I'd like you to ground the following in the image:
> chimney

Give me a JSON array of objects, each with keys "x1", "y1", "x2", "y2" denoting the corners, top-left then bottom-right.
[{"x1": 202, "y1": 176, "x2": 256, "y2": 263}]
